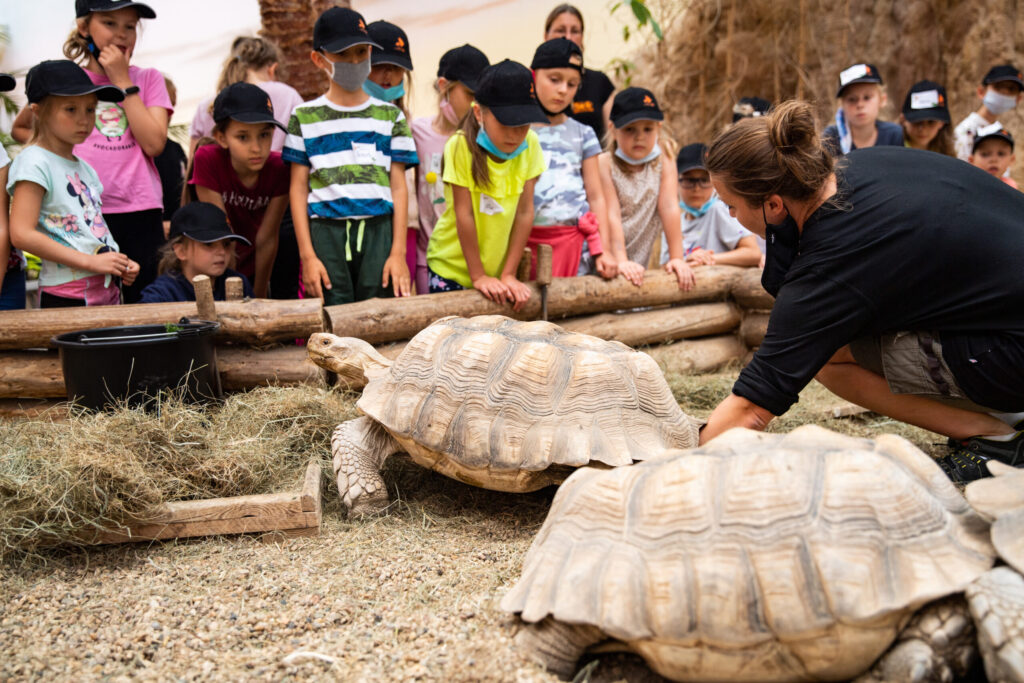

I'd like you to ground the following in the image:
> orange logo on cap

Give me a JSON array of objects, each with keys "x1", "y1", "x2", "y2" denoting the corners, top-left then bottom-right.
[
  {"x1": 864, "y1": 65, "x2": 873, "y2": 75},
  {"x1": 267, "y1": 96, "x2": 273, "y2": 111},
  {"x1": 573, "y1": 101, "x2": 594, "y2": 114},
  {"x1": 938, "y1": 94, "x2": 945, "y2": 105},
  {"x1": 1018, "y1": 71, "x2": 1023, "y2": 80},
  {"x1": 395, "y1": 37, "x2": 406, "y2": 52},
  {"x1": 530, "y1": 82, "x2": 536, "y2": 99},
  {"x1": 643, "y1": 95, "x2": 654, "y2": 106},
  {"x1": 358, "y1": 19, "x2": 366, "y2": 32}
]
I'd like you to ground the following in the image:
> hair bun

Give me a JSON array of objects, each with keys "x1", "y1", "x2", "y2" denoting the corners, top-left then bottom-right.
[{"x1": 767, "y1": 100, "x2": 819, "y2": 154}]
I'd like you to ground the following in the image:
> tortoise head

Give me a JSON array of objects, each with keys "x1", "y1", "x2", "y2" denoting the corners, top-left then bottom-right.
[{"x1": 307, "y1": 333, "x2": 392, "y2": 384}]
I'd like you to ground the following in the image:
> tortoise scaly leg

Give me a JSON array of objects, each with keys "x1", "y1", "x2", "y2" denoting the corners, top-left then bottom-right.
[
  {"x1": 966, "y1": 567, "x2": 1024, "y2": 683},
  {"x1": 331, "y1": 416, "x2": 400, "y2": 517},
  {"x1": 514, "y1": 617, "x2": 604, "y2": 680}
]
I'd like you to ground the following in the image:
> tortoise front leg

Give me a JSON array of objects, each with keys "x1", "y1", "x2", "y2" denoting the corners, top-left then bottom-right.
[
  {"x1": 966, "y1": 567, "x2": 1024, "y2": 683},
  {"x1": 514, "y1": 617, "x2": 604, "y2": 680},
  {"x1": 331, "y1": 416, "x2": 400, "y2": 517}
]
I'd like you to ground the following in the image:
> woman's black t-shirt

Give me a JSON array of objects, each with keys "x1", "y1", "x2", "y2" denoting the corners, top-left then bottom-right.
[
  {"x1": 570, "y1": 69, "x2": 615, "y2": 142},
  {"x1": 736, "y1": 146, "x2": 1024, "y2": 415}
]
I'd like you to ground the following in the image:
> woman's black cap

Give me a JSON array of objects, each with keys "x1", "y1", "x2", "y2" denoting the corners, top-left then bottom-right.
[
  {"x1": 474, "y1": 59, "x2": 548, "y2": 126},
  {"x1": 610, "y1": 87, "x2": 664, "y2": 128},
  {"x1": 902, "y1": 80, "x2": 950, "y2": 124},
  {"x1": 213, "y1": 82, "x2": 286, "y2": 131},
  {"x1": 437, "y1": 44, "x2": 489, "y2": 92},
  {"x1": 26, "y1": 59, "x2": 124, "y2": 104},
  {"x1": 366, "y1": 21, "x2": 413, "y2": 71},
  {"x1": 531, "y1": 38, "x2": 583, "y2": 73},
  {"x1": 169, "y1": 203, "x2": 251, "y2": 246},
  {"x1": 75, "y1": 0, "x2": 156, "y2": 18}
]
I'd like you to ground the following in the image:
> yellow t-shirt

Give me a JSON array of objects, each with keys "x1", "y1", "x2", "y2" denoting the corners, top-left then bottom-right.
[{"x1": 426, "y1": 130, "x2": 546, "y2": 288}]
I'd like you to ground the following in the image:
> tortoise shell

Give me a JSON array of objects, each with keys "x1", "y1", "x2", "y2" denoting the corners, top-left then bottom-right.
[
  {"x1": 502, "y1": 425, "x2": 997, "y2": 681},
  {"x1": 358, "y1": 316, "x2": 699, "y2": 491}
]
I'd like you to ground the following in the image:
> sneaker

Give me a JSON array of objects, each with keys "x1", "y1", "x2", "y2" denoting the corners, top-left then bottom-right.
[
  {"x1": 937, "y1": 450, "x2": 994, "y2": 484},
  {"x1": 947, "y1": 431, "x2": 1024, "y2": 468}
]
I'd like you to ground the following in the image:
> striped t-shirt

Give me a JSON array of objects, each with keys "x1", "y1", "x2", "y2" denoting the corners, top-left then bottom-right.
[{"x1": 283, "y1": 95, "x2": 418, "y2": 219}]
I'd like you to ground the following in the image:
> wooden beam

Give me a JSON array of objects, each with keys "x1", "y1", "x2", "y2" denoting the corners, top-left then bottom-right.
[
  {"x1": 558, "y1": 302, "x2": 742, "y2": 346},
  {"x1": 79, "y1": 459, "x2": 322, "y2": 545},
  {"x1": 730, "y1": 268, "x2": 774, "y2": 310},
  {"x1": 644, "y1": 334, "x2": 747, "y2": 375},
  {"x1": 740, "y1": 311, "x2": 770, "y2": 348}
]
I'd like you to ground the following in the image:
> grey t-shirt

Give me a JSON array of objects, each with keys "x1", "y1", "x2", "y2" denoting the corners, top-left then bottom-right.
[{"x1": 660, "y1": 198, "x2": 754, "y2": 263}]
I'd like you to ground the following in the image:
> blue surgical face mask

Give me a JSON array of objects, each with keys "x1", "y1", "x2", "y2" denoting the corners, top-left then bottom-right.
[
  {"x1": 476, "y1": 127, "x2": 528, "y2": 161},
  {"x1": 680, "y1": 196, "x2": 717, "y2": 218},
  {"x1": 614, "y1": 142, "x2": 662, "y2": 165},
  {"x1": 363, "y1": 78, "x2": 405, "y2": 102}
]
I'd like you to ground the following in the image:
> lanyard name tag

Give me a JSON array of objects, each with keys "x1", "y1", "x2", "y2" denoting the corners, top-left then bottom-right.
[
  {"x1": 352, "y1": 142, "x2": 376, "y2": 163},
  {"x1": 480, "y1": 194, "x2": 503, "y2": 215}
]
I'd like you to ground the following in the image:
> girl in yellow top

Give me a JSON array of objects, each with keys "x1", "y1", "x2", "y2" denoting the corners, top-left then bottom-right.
[{"x1": 426, "y1": 60, "x2": 547, "y2": 311}]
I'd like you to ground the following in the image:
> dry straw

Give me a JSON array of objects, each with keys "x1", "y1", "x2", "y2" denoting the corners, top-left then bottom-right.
[{"x1": 0, "y1": 386, "x2": 357, "y2": 561}]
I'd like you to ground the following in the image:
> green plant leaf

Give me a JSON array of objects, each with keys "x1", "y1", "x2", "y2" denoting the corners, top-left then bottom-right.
[
  {"x1": 649, "y1": 16, "x2": 663, "y2": 40},
  {"x1": 630, "y1": 0, "x2": 650, "y2": 24}
]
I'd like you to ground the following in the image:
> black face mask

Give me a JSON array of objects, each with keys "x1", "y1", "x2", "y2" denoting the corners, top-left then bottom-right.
[
  {"x1": 760, "y1": 202, "x2": 800, "y2": 298},
  {"x1": 85, "y1": 36, "x2": 102, "y2": 62}
]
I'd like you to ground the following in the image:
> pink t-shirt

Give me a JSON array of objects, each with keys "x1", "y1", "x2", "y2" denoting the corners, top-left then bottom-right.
[
  {"x1": 410, "y1": 117, "x2": 450, "y2": 270},
  {"x1": 74, "y1": 65, "x2": 173, "y2": 214},
  {"x1": 190, "y1": 80, "x2": 303, "y2": 152},
  {"x1": 188, "y1": 144, "x2": 289, "y2": 280}
]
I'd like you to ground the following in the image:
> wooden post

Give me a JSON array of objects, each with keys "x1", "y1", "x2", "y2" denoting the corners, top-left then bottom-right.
[
  {"x1": 536, "y1": 244, "x2": 552, "y2": 321},
  {"x1": 193, "y1": 275, "x2": 216, "y2": 321},
  {"x1": 225, "y1": 277, "x2": 244, "y2": 301},
  {"x1": 516, "y1": 247, "x2": 533, "y2": 282},
  {"x1": 558, "y1": 302, "x2": 742, "y2": 347}
]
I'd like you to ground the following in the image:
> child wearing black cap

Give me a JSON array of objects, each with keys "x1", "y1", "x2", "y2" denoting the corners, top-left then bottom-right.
[
  {"x1": 284, "y1": 6, "x2": 418, "y2": 305},
  {"x1": 969, "y1": 123, "x2": 1018, "y2": 189},
  {"x1": 0, "y1": 72, "x2": 24, "y2": 310},
  {"x1": 597, "y1": 87, "x2": 694, "y2": 290},
  {"x1": 364, "y1": 21, "x2": 413, "y2": 113},
  {"x1": 527, "y1": 38, "x2": 613, "y2": 280},
  {"x1": 8, "y1": 60, "x2": 139, "y2": 308},
  {"x1": 822, "y1": 63, "x2": 903, "y2": 155},
  {"x1": 899, "y1": 80, "x2": 953, "y2": 156},
  {"x1": 659, "y1": 143, "x2": 761, "y2": 269},
  {"x1": 954, "y1": 64, "x2": 1024, "y2": 162},
  {"x1": 140, "y1": 203, "x2": 254, "y2": 303},
  {"x1": 187, "y1": 82, "x2": 289, "y2": 297},
  {"x1": 409, "y1": 44, "x2": 489, "y2": 294},
  {"x1": 11, "y1": 0, "x2": 173, "y2": 303},
  {"x1": 425, "y1": 59, "x2": 547, "y2": 309}
]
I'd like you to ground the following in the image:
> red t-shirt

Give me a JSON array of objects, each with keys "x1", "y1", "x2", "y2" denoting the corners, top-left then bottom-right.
[{"x1": 188, "y1": 145, "x2": 288, "y2": 279}]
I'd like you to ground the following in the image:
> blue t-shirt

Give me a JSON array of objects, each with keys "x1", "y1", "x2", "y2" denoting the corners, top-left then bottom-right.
[
  {"x1": 822, "y1": 120, "x2": 904, "y2": 156},
  {"x1": 139, "y1": 268, "x2": 253, "y2": 303}
]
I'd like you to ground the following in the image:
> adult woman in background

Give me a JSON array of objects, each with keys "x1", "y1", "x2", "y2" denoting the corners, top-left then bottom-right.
[
  {"x1": 699, "y1": 100, "x2": 1024, "y2": 484},
  {"x1": 543, "y1": 4, "x2": 614, "y2": 142}
]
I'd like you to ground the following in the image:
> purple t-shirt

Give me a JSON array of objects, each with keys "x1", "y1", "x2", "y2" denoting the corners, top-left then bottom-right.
[
  {"x1": 74, "y1": 65, "x2": 173, "y2": 214},
  {"x1": 190, "y1": 80, "x2": 303, "y2": 152}
]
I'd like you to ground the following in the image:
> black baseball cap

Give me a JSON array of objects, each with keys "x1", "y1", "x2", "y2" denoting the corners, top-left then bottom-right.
[
  {"x1": 0, "y1": 73, "x2": 14, "y2": 92},
  {"x1": 75, "y1": 0, "x2": 155, "y2": 18},
  {"x1": 313, "y1": 7, "x2": 380, "y2": 54},
  {"x1": 676, "y1": 143, "x2": 708, "y2": 175},
  {"x1": 531, "y1": 38, "x2": 583, "y2": 73},
  {"x1": 610, "y1": 87, "x2": 664, "y2": 128},
  {"x1": 982, "y1": 64, "x2": 1024, "y2": 88},
  {"x1": 902, "y1": 80, "x2": 950, "y2": 123},
  {"x1": 437, "y1": 44, "x2": 489, "y2": 92},
  {"x1": 474, "y1": 59, "x2": 548, "y2": 126},
  {"x1": 836, "y1": 63, "x2": 883, "y2": 97},
  {"x1": 169, "y1": 203, "x2": 251, "y2": 245},
  {"x1": 213, "y1": 82, "x2": 286, "y2": 131},
  {"x1": 731, "y1": 96, "x2": 770, "y2": 122},
  {"x1": 973, "y1": 122, "x2": 1015, "y2": 152},
  {"x1": 25, "y1": 59, "x2": 124, "y2": 104},
  {"x1": 366, "y1": 21, "x2": 412, "y2": 71}
]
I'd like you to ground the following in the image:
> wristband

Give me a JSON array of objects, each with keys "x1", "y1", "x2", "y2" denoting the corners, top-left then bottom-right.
[{"x1": 123, "y1": 85, "x2": 140, "y2": 96}]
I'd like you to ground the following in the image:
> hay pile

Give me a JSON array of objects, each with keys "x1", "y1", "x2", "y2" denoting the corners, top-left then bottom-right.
[
  {"x1": 0, "y1": 386, "x2": 357, "y2": 560},
  {"x1": 631, "y1": 0, "x2": 1024, "y2": 176}
]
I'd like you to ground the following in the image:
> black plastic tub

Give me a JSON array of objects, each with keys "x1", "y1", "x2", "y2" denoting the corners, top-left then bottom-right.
[{"x1": 52, "y1": 318, "x2": 222, "y2": 410}]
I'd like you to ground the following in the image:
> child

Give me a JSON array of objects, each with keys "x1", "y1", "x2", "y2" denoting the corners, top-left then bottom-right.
[
  {"x1": 188, "y1": 82, "x2": 289, "y2": 297},
  {"x1": 190, "y1": 36, "x2": 304, "y2": 154},
  {"x1": 597, "y1": 87, "x2": 694, "y2": 289},
  {"x1": 969, "y1": 123, "x2": 1017, "y2": 189},
  {"x1": 139, "y1": 202, "x2": 254, "y2": 303},
  {"x1": 0, "y1": 72, "x2": 24, "y2": 310},
  {"x1": 425, "y1": 59, "x2": 546, "y2": 309},
  {"x1": 7, "y1": 60, "x2": 139, "y2": 308},
  {"x1": 731, "y1": 96, "x2": 771, "y2": 123},
  {"x1": 528, "y1": 38, "x2": 614, "y2": 279},
  {"x1": 660, "y1": 143, "x2": 761, "y2": 268},
  {"x1": 822, "y1": 63, "x2": 903, "y2": 155},
  {"x1": 954, "y1": 65, "x2": 1024, "y2": 162},
  {"x1": 364, "y1": 21, "x2": 413, "y2": 112},
  {"x1": 899, "y1": 80, "x2": 953, "y2": 155},
  {"x1": 10, "y1": 0, "x2": 173, "y2": 303},
  {"x1": 410, "y1": 44, "x2": 489, "y2": 294},
  {"x1": 284, "y1": 6, "x2": 417, "y2": 305}
]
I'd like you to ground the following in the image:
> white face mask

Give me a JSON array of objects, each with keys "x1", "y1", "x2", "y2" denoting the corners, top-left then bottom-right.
[
  {"x1": 983, "y1": 89, "x2": 1017, "y2": 115},
  {"x1": 325, "y1": 55, "x2": 371, "y2": 92}
]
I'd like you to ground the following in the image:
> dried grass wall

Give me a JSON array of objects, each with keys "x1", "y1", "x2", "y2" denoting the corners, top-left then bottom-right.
[{"x1": 633, "y1": 0, "x2": 1024, "y2": 172}]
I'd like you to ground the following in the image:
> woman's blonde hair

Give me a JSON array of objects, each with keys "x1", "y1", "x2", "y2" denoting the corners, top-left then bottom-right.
[
  {"x1": 706, "y1": 100, "x2": 834, "y2": 205},
  {"x1": 216, "y1": 36, "x2": 284, "y2": 92}
]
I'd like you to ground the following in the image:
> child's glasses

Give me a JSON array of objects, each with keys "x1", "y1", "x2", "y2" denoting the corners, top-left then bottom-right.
[{"x1": 679, "y1": 178, "x2": 712, "y2": 189}]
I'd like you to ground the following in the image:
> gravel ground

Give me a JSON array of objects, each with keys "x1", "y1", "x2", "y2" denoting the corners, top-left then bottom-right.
[{"x1": 0, "y1": 372, "x2": 947, "y2": 682}]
